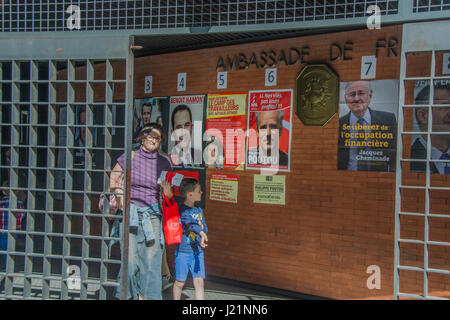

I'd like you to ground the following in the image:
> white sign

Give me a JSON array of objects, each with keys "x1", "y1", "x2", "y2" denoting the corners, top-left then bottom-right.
[
  {"x1": 158, "y1": 171, "x2": 184, "y2": 187},
  {"x1": 443, "y1": 53, "x2": 450, "y2": 75},
  {"x1": 67, "y1": 265, "x2": 81, "y2": 290},
  {"x1": 66, "y1": 5, "x2": 81, "y2": 30},
  {"x1": 177, "y1": 73, "x2": 186, "y2": 91},
  {"x1": 265, "y1": 68, "x2": 277, "y2": 86},
  {"x1": 217, "y1": 72, "x2": 227, "y2": 89},
  {"x1": 361, "y1": 55, "x2": 377, "y2": 79},
  {"x1": 144, "y1": 76, "x2": 152, "y2": 94}
]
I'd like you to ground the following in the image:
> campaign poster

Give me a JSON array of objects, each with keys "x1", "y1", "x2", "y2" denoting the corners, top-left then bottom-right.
[
  {"x1": 253, "y1": 175, "x2": 286, "y2": 205},
  {"x1": 337, "y1": 79, "x2": 399, "y2": 172},
  {"x1": 133, "y1": 97, "x2": 166, "y2": 145},
  {"x1": 209, "y1": 173, "x2": 238, "y2": 203},
  {"x1": 168, "y1": 95, "x2": 206, "y2": 168},
  {"x1": 206, "y1": 93, "x2": 247, "y2": 170},
  {"x1": 246, "y1": 89, "x2": 293, "y2": 172},
  {"x1": 410, "y1": 79, "x2": 450, "y2": 174}
]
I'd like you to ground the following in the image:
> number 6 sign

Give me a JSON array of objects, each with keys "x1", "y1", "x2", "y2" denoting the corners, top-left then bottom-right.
[{"x1": 265, "y1": 68, "x2": 277, "y2": 86}]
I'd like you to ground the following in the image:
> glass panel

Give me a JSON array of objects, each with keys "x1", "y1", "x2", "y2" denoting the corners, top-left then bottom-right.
[
  {"x1": 406, "y1": 52, "x2": 432, "y2": 78},
  {"x1": 435, "y1": 50, "x2": 450, "y2": 77},
  {"x1": 429, "y1": 190, "x2": 450, "y2": 216},
  {"x1": 400, "y1": 214, "x2": 424, "y2": 241},
  {"x1": 400, "y1": 188, "x2": 425, "y2": 214}
]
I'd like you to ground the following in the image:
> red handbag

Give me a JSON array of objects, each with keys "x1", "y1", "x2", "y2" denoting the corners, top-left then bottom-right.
[{"x1": 162, "y1": 193, "x2": 182, "y2": 245}]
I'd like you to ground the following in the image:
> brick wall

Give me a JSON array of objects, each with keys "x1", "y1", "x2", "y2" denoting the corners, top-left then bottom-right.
[{"x1": 127, "y1": 24, "x2": 448, "y2": 299}]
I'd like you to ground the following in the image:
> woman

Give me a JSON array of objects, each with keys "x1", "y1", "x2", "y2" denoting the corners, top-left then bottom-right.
[{"x1": 110, "y1": 123, "x2": 173, "y2": 300}]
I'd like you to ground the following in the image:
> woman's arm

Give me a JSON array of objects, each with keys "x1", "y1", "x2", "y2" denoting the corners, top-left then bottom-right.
[
  {"x1": 110, "y1": 162, "x2": 124, "y2": 210},
  {"x1": 161, "y1": 180, "x2": 173, "y2": 199}
]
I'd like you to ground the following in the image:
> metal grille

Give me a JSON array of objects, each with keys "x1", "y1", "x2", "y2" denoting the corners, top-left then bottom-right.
[
  {"x1": 413, "y1": 0, "x2": 450, "y2": 12},
  {"x1": 395, "y1": 21, "x2": 450, "y2": 300},
  {"x1": 0, "y1": 0, "x2": 400, "y2": 32},
  {"x1": 0, "y1": 55, "x2": 131, "y2": 299}
]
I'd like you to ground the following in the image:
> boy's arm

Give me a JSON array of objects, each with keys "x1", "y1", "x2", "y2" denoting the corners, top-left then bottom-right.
[
  {"x1": 202, "y1": 214, "x2": 208, "y2": 235},
  {"x1": 180, "y1": 214, "x2": 203, "y2": 234}
]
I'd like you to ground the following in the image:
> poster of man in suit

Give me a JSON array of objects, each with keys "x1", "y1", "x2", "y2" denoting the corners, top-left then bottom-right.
[
  {"x1": 337, "y1": 80, "x2": 399, "y2": 172},
  {"x1": 168, "y1": 95, "x2": 205, "y2": 168},
  {"x1": 411, "y1": 80, "x2": 450, "y2": 174}
]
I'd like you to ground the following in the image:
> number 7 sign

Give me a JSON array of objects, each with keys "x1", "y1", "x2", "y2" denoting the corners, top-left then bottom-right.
[{"x1": 361, "y1": 56, "x2": 377, "y2": 79}]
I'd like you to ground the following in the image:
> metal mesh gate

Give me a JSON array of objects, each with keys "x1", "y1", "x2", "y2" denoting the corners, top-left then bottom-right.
[
  {"x1": 395, "y1": 21, "x2": 450, "y2": 300},
  {"x1": 0, "y1": 35, "x2": 133, "y2": 299}
]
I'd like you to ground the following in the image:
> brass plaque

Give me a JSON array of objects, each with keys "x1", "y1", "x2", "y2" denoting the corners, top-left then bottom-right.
[{"x1": 295, "y1": 64, "x2": 339, "y2": 126}]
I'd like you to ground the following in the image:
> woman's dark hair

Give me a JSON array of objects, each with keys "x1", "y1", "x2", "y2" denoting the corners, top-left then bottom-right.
[
  {"x1": 136, "y1": 122, "x2": 166, "y2": 145},
  {"x1": 179, "y1": 178, "x2": 199, "y2": 198}
]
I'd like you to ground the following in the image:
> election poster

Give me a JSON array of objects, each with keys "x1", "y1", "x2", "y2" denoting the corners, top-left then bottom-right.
[
  {"x1": 337, "y1": 80, "x2": 399, "y2": 172},
  {"x1": 246, "y1": 89, "x2": 293, "y2": 172},
  {"x1": 133, "y1": 97, "x2": 166, "y2": 145},
  {"x1": 206, "y1": 93, "x2": 247, "y2": 170},
  {"x1": 209, "y1": 173, "x2": 238, "y2": 203},
  {"x1": 168, "y1": 95, "x2": 206, "y2": 168},
  {"x1": 410, "y1": 79, "x2": 450, "y2": 174},
  {"x1": 253, "y1": 175, "x2": 286, "y2": 205}
]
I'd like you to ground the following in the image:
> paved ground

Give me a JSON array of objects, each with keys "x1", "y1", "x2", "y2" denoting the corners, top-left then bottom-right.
[{"x1": 162, "y1": 277, "x2": 294, "y2": 300}]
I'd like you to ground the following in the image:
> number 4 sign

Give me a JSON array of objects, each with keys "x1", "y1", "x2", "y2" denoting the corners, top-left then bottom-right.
[
  {"x1": 361, "y1": 56, "x2": 377, "y2": 79},
  {"x1": 177, "y1": 73, "x2": 186, "y2": 91}
]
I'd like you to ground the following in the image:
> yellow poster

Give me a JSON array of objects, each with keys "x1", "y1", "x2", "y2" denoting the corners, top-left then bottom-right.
[
  {"x1": 253, "y1": 175, "x2": 285, "y2": 205},
  {"x1": 210, "y1": 174, "x2": 238, "y2": 203}
]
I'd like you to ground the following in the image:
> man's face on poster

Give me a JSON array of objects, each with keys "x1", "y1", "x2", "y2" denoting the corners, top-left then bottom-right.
[
  {"x1": 142, "y1": 104, "x2": 152, "y2": 126},
  {"x1": 344, "y1": 81, "x2": 373, "y2": 119},
  {"x1": 432, "y1": 88, "x2": 450, "y2": 133},
  {"x1": 172, "y1": 109, "x2": 193, "y2": 150},
  {"x1": 258, "y1": 111, "x2": 281, "y2": 155}
]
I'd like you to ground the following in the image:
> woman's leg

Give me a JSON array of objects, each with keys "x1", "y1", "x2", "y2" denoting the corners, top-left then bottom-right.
[
  {"x1": 138, "y1": 215, "x2": 163, "y2": 300},
  {"x1": 161, "y1": 247, "x2": 171, "y2": 278}
]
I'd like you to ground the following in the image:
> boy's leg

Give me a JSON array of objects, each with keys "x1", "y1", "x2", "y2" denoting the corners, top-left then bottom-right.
[
  {"x1": 191, "y1": 251, "x2": 206, "y2": 300},
  {"x1": 193, "y1": 277, "x2": 204, "y2": 300},
  {"x1": 173, "y1": 251, "x2": 190, "y2": 300},
  {"x1": 173, "y1": 280, "x2": 185, "y2": 300}
]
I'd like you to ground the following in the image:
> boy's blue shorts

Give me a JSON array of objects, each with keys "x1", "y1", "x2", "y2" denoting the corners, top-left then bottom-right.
[{"x1": 175, "y1": 250, "x2": 205, "y2": 281}]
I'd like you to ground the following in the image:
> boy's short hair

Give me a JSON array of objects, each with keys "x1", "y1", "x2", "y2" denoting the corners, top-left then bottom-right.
[{"x1": 179, "y1": 178, "x2": 199, "y2": 198}]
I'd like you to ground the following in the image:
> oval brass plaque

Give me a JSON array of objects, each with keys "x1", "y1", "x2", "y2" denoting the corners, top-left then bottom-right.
[{"x1": 295, "y1": 64, "x2": 339, "y2": 126}]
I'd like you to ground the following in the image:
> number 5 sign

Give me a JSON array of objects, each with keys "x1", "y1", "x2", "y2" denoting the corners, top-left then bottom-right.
[{"x1": 361, "y1": 56, "x2": 377, "y2": 79}]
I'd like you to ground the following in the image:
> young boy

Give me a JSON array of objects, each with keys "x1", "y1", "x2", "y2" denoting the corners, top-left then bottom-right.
[{"x1": 173, "y1": 178, "x2": 208, "y2": 300}]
